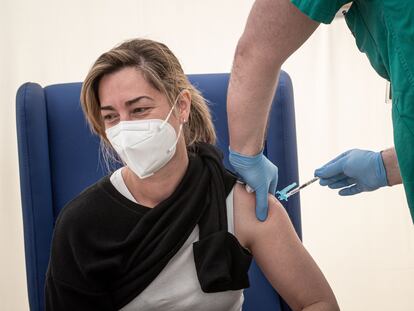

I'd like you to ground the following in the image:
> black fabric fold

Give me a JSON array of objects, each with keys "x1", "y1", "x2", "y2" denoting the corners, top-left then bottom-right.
[
  {"x1": 111, "y1": 143, "x2": 252, "y2": 306},
  {"x1": 193, "y1": 231, "x2": 252, "y2": 292}
]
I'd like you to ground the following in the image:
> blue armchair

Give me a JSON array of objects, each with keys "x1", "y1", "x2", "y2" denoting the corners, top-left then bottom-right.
[{"x1": 16, "y1": 72, "x2": 301, "y2": 311}]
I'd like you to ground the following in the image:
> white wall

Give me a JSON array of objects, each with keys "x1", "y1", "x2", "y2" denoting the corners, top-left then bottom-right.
[{"x1": 1, "y1": 1, "x2": 413, "y2": 310}]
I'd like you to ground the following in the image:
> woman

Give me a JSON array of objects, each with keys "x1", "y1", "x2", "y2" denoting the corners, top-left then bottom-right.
[{"x1": 45, "y1": 38, "x2": 339, "y2": 311}]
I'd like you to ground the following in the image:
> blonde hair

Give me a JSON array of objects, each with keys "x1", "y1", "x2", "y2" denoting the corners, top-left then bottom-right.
[{"x1": 80, "y1": 38, "x2": 216, "y2": 151}]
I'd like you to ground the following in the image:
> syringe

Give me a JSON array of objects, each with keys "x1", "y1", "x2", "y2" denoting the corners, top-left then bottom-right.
[
  {"x1": 276, "y1": 177, "x2": 319, "y2": 201},
  {"x1": 286, "y1": 177, "x2": 319, "y2": 197}
]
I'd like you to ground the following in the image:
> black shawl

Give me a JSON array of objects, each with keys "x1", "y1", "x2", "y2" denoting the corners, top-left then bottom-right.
[{"x1": 45, "y1": 143, "x2": 252, "y2": 310}]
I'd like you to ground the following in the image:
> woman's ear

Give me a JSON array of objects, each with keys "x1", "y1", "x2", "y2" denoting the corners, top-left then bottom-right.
[{"x1": 178, "y1": 90, "x2": 191, "y2": 123}]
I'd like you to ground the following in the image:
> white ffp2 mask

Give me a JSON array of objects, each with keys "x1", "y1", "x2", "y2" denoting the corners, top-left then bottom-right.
[{"x1": 105, "y1": 97, "x2": 183, "y2": 179}]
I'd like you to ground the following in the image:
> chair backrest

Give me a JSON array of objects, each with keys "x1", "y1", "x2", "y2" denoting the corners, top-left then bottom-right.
[{"x1": 16, "y1": 72, "x2": 301, "y2": 311}]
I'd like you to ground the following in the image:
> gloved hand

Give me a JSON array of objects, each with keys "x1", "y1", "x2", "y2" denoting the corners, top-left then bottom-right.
[
  {"x1": 314, "y1": 149, "x2": 388, "y2": 196},
  {"x1": 229, "y1": 148, "x2": 278, "y2": 221}
]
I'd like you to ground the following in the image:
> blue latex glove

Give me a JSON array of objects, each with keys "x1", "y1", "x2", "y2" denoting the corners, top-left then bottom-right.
[
  {"x1": 229, "y1": 148, "x2": 278, "y2": 221},
  {"x1": 314, "y1": 149, "x2": 388, "y2": 196}
]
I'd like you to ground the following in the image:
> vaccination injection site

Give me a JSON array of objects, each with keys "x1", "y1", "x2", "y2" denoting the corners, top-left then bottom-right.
[{"x1": 3, "y1": 0, "x2": 414, "y2": 310}]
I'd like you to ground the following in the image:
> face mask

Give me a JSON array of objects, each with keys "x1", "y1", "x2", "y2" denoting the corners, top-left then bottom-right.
[{"x1": 105, "y1": 93, "x2": 184, "y2": 179}]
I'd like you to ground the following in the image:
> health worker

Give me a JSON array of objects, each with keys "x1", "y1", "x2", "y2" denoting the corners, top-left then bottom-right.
[{"x1": 227, "y1": 0, "x2": 414, "y2": 223}]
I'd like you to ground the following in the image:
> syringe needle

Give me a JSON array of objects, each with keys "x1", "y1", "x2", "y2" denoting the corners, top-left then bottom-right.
[{"x1": 287, "y1": 177, "x2": 319, "y2": 197}]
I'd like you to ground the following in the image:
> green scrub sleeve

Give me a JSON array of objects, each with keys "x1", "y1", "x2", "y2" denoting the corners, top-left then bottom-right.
[
  {"x1": 291, "y1": 0, "x2": 352, "y2": 24},
  {"x1": 392, "y1": 90, "x2": 414, "y2": 224}
]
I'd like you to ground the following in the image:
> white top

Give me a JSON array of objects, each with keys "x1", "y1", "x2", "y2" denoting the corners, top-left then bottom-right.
[{"x1": 110, "y1": 168, "x2": 243, "y2": 311}]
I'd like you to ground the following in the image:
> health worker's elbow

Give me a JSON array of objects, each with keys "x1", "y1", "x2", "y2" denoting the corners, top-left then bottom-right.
[{"x1": 234, "y1": 35, "x2": 284, "y2": 67}]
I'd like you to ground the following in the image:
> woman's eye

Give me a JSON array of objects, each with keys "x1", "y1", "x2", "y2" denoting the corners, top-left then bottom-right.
[
  {"x1": 132, "y1": 107, "x2": 150, "y2": 114},
  {"x1": 103, "y1": 114, "x2": 117, "y2": 122}
]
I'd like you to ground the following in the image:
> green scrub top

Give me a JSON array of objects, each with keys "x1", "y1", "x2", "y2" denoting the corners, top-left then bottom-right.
[{"x1": 291, "y1": 0, "x2": 414, "y2": 223}]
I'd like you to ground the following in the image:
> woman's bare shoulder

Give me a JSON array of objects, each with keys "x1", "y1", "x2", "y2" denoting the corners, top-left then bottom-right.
[
  {"x1": 232, "y1": 185, "x2": 339, "y2": 310},
  {"x1": 232, "y1": 183, "x2": 298, "y2": 250}
]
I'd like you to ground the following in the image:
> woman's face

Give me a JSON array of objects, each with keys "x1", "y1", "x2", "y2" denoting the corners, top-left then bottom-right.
[{"x1": 98, "y1": 67, "x2": 189, "y2": 131}]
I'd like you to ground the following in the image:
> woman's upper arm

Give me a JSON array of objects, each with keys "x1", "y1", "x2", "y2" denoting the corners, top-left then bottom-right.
[{"x1": 233, "y1": 184, "x2": 338, "y2": 310}]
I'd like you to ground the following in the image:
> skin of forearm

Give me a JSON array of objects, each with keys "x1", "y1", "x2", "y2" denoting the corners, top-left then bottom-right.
[
  {"x1": 301, "y1": 301, "x2": 340, "y2": 311},
  {"x1": 227, "y1": 0, "x2": 319, "y2": 156},
  {"x1": 381, "y1": 147, "x2": 402, "y2": 186},
  {"x1": 227, "y1": 42, "x2": 281, "y2": 155}
]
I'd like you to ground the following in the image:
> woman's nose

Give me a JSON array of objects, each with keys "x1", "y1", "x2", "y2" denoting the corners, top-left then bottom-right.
[{"x1": 119, "y1": 112, "x2": 132, "y2": 122}]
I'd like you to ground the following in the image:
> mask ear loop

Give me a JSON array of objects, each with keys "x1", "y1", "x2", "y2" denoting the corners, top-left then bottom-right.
[
  {"x1": 159, "y1": 90, "x2": 186, "y2": 153},
  {"x1": 160, "y1": 90, "x2": 185, "y2": 130},
  {"x1": 167, "y1": 123, "x2": 183, "y2": 153}
]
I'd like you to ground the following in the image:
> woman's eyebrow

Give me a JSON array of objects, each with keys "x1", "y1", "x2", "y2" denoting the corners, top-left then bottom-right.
[
  {"x1": 125, "y1": 95, "x2": 154, "y2": 106},
  {"x1": 100, "y1": 105, "x2": 115, "y2": 111},
  {"x1": 100, "y1": 96, "x2": 154, "y2": 110}
]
